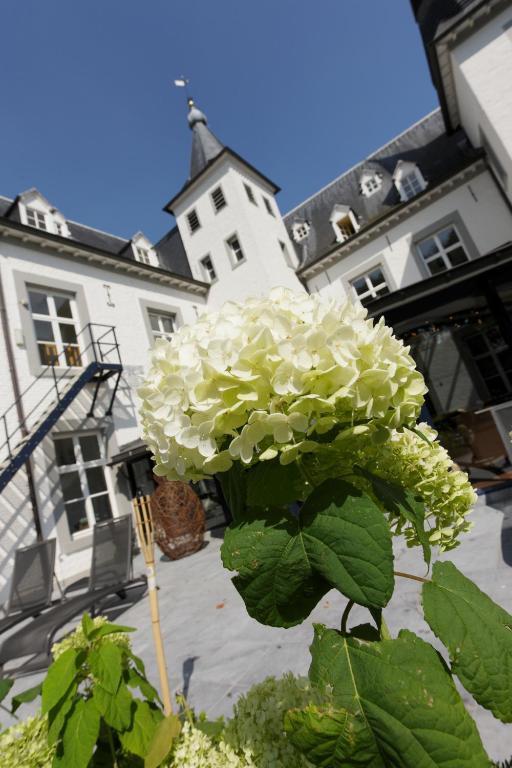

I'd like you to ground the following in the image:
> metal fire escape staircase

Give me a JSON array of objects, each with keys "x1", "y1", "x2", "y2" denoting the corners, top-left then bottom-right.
[{"x1": 0, "y1": 324, "x2": 122, "y2": 494}]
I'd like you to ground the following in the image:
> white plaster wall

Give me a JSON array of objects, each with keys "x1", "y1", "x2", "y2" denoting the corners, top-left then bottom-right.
[
  {"x1": 174, "y1": 156, "x2": 304, "y2": 309},
  {"x1": 451, "y1": 6, "x2": 512, "y2": 200},
  {"x1": 306, "y1": 170, "x2": 512, "y2": 300}
]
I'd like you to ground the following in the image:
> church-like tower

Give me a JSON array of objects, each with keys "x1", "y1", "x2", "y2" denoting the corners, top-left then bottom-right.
[{"x1": 164, "y1": 98, "x2": 303, "y2": 308}]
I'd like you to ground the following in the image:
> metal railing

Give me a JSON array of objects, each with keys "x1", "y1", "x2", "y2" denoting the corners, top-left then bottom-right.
[{"x1": 1, "y1": 323, "x2": 121, "y2": 462}]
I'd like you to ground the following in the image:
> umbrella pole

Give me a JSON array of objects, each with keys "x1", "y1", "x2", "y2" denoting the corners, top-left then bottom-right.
[{"x1": 133, "y1": 496, "x2": 173, "y2": 715}]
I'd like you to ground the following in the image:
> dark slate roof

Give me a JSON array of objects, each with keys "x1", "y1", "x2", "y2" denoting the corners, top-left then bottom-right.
[
  {"x1": 0, "y1": 193, "x2": 193, "y2": 280},
  {"x1": 411, "y1": 0, "x2": 480, "y2": 48},
  {"x1": 154, "y1": 226, "x2": 193, "y2": 279},
  {"x1": 283, "y1": 109, "x2": 479, "y2": 269},
  {"x1": 190, "y1": 121, "x2": 224, "y2": 179}
]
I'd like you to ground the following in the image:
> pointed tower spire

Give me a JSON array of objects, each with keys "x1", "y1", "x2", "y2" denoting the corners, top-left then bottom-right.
[{"x1": 187, "y1": 98, "x2": 224, "y2": 180}]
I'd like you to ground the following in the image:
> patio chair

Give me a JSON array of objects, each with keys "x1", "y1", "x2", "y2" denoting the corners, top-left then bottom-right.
[
  {"x1": 0, "y1": 539, "x2": 57, "y2": 635},
  {"x1": 0, "y1": 515, "x2": 146, "y2": 676}
]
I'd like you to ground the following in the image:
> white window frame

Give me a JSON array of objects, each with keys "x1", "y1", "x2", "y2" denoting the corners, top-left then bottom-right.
[
  {"x1": 200, "y1": 254, "x2": 217, "y2": 283},
  {"x1": 28, "y1": 286, "x2": 82, "y2": 367},
  {"x1": 360, "y1": 173, "x2": 382, "y2": 197},
  {"x1": 350, "y1": 266, "x2": 390, "y2": 306},
  {"x1": 55, "y1": 431, "x2": 113, "y2": 538},
  {"x1": 416, "y1": 224, "x2": 469, "y2": 275},
  {"x1": 210, "y1": 186, "x2": 227, "y2": 213},
  {"x1": 134, "y1": 246, "x2": 154, "y2": 265},
  {"x1": 330, "y1": 205, "x2": 359, "y2": 243},
  {"x1": 186, "y1": 209, "x2": 201, "y2": 234},
  {"x1": 226, "y1": 233, "x2": 246, "y2": 267},
  {"x1": 147, "y1": 310, "x2": 176, "y2": 342},
  {"x1": 292, "y1": 221, "x2": 310, "y2": 242},
  {"x1": 394, "y1": 162, "x2": 427, "y2": 202},
  {"x1": 25, "y1": 207, "x2": 47, "y2": 230}
]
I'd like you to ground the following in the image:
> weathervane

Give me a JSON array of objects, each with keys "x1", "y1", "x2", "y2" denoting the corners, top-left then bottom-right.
[{"x1": 173, "y1": 75, "x2": 191, "y2": 103}]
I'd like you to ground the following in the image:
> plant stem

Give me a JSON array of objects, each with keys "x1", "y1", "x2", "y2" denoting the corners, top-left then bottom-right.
[
  {"x1": 380, "y1": 615, "x2": 392, "y2": 640},
  {"x1": 106, "y1": 723, "x2": 119, "y2": 768},
  {"x1": 394, "y1": 570, "x2": 429, "y2": 584},
  {"x1": 341, "y1": 600, "x2": 354, "y2": 633}
]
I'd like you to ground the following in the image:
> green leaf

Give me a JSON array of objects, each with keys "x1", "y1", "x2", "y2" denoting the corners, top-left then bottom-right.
[
  {"x1": 127, "y1": 667, "x2": 161, "y2": 703},
  {"x1": 222, "y1": 479, "x2": 394, "y2": 627},
  {"x1": 93, "y1": 681, "x2": 133, "y2": 731},
  {"x1": 354, "y1": 465, "x2": 431, "y2": 565},
  {"x1": 305, "y1": 624, "x2": 489, "y2": 767},
  {"x1": 10, "y1": 682, "x2": 42, "y2": 714},
  {"x1": 217, "y1": 463, "x2": 247, "y2": 521},
  {"x1": 119, "y1": 700, "x2": 163, "y2": 758},
  {"x1": 246, "y1": 460, "x2": 309, "y2": 508},
  {"x1": 53, "y1": 698, "x2": 100, "y2": 768},
  {"x1": 89, "y1": 643, "x2": 123, "y2": 694},
  {"x1": 81, "y1": 612, "x2": 95, "y2": 639},
  {"x1": 285, "y1": 706, "x2": 376, "y2": 767},
  {"x1": 48, "y1": 686, "x2": 76, "y2": 745},
  {"x1": 144, "y1": 713, "x2": 182, "y2": 768},
  {"x1": 0, "y1": 678, "x2": 13, "y2": 705},
  {"x1": 195, "y1": 718, "x2": 224, "y2": 741},
  {"x1": 42, "y1": 648, "x2": 82, "y2": 714},
  {"x1": 423, "y1": 561, "x2": 512, "y2": 723},
  {"x1": 89, "y1": 622, "x2": 135, "y2": 641}
]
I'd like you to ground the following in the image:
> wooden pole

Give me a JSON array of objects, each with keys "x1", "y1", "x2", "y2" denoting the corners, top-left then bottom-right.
[{"x1": 132, "y1": 495, "x2": 173, "y2": 715}]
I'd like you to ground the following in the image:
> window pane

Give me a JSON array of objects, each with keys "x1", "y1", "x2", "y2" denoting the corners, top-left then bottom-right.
[
  {"x1": 59, "y1": 323, "x2": 78, "y2": 344},
  {"x1": 352, "y1": 277, "x2": 368, "y2": 296},
  {"x1": 448, "y1": 247, "x2": 468, "y2": 267},
  {"x1": 161, "y1": 316, "x2": 174, "y2": 333},
  {"x1": 80, "y1": 434, "x2": 101, "y2": 462},
  {"x1": 64, "y1": 346, "x2": 82, "y2": 366},
  {"x1": 54, "y1": 295, "x2": 73, "y2": 318},
  {"x1": 38, "y1": 343, "x2": 58, "y2": 366},
  {"x1": 86, "y1": 466, "x2": 107, "y2": 495},
  {"x1": 498, "y1": 349, "x2": 512, "y2": 374},
  {"x1": 438, "y1": 226, "x2": 459, "y2": 249},
  {"x1": 34, "y1": 320, "x2": 54, "y2": 342},
  {"x1": 418, "y1": 238, "x2": 439, "y2": 260},
  {"x1": 466, "y1": 336, "x2": 487, "y2": 356},
  {"x1": 487, "y1": 326, "x2": 504, "y2": 349},
  {"x1": 427, "y1": 257, "x2": 446, "y2": 275},
  {"x1": 55, "y1": 437, "x2": 76, "y2": 466},
  {"x1": 476, "y1": 356, "x2": 499, "y2": 378},
  {"x1": 91, "y1": 494, "x2": 112, "y2": 524},
  {"x1": 29, "y1": 291, "x2": 49, "y2": 316},
  {"x1": 369, "y1": 268, "x2": 385, "y2": 286},
  {"x1": 375, "y1": 285, "x2": 390, "y2": 297},
  {"x1": 60, "y1": 470, "x2": 83, "y2": 501},
  {"x1": 148, "y1": 313, "x2": 160, "y2": 331},
  {"x1": 486, "y1": 376, "x2": 508, "y2": 398},
  {"x1": 66, "y1": 500, "x2": 89, "y2": 534}
]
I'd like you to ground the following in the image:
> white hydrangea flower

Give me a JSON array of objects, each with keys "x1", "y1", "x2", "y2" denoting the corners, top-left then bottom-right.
[{"x1": 139, "y1": 288, "x2": 426, "y2": 481}]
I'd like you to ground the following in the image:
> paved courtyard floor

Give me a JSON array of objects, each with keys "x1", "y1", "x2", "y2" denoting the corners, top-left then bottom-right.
[{"x1": 3, "y1": 491, "x2": 512, "y2": 761}]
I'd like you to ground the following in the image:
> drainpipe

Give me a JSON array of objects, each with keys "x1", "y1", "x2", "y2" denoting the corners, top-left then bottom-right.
[{"x1": 0, "y1": 270, "x2": 43, "y2": 540}]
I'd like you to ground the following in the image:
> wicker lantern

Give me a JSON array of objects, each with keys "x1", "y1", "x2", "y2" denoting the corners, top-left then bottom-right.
[{"x1": 150, "y1": 478, "x2": 205, "y2": 560}]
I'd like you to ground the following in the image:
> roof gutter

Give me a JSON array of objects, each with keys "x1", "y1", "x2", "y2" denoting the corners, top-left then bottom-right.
[{"x1": 0, "y1": 217, "x2": 209, "y2": 297}]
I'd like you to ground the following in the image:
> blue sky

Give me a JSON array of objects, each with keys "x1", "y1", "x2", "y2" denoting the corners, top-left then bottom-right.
[{"x1": 1, "y1": 1, "x2": 437, "y2": 242}]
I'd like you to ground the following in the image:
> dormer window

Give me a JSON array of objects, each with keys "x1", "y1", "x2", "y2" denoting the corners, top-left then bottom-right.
[
  {"x1": 26, "y1": 207, "x2": 47, "y2": 230},
  {"x1": 360, "y1": 173, "x2": 382, "y2": 198},
  {"x1": 135, "y1": 247, "x2": 152, "y2": 265},
  {"x1": 292, "y1": 221, "x2": 310, "y2": 243},
  {"x1": 132, "y1": 232, "x2": 158, "y2": 267},
  {"x1": 187, "y1": 209, "x2": 201, "y2": 234},
  {"x1": 393, "y1": 161, "x2": 427, "y2": 202},
  {"x1": 211, "y1": 186, "x2": 227, "y2": 213},
  {"x1": 329, "y1": 204, "x2": 360, "y2": 243}
]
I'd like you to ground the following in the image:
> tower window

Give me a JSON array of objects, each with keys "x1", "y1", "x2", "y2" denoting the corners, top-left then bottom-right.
[
  {"x1": 226, "y1": 234, "x2": 245, "y2": 266},
  {"x1": 244, "y1": 184, "x2": 257, "y2": 205},
  {"x1": 200, "y1": 254, "x2": 217, "y2": 282},
  {"x1": 263, "y1": 197, "x2": 275, "y2": 217},
  {"x1": 211, "y1": 186, "x2": 227, "y2": 213},
  {"x1": 350, "y1": 267, "x2": 390, "y2": 307},
  {"x1": 292, "y1": 222, "x2": 310, "y2": 242},
  {"x1": 26, "y1": 207, "x2": 47, "y2": 230},
  {"x1": 187, "y1": 209, "x2": 201, "y2": 234}
]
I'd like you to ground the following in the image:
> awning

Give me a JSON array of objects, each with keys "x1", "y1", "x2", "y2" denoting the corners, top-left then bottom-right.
[{"x1": 109, "y1": 438, "x2": 150, "y2": 466}]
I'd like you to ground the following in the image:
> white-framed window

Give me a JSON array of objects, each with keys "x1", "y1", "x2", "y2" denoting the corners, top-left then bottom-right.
[
  {"x1": 26, "y1": 207, "x2": 47, "y2": 230},
  {"x1": 148, "y1": 310, "x2": 176, "y2": 342},
  {"x1": 28, "y1": 287, "x2": 81, "y2": 367},
  {"x1": 54, "y1": 221, "x2": 64, "y2": 236},
  {"x1": 464, "y1": 323, "x2": 512, "y2": 400},
  {"x1": 416, "y1": 225, "x2": 469, "y2": 275},
  {"x1": 135, "y1": 246, "x2": 152, "y2": 265},
  {"x1": 330, "y1": 205, "x2": 359, "y2": 243},
  {"x1": 55, "y1": 432, "x2": 113, "y2": 536},
  {"x1": 226, "y1": 234, "x2": 245, "y2": 266},
  {"x1": 360, "y1": 174, "x2": 382, "y2": 197},
  {"x1": 211, "y1": 186, "x2": 227, "y2": 213},
  {"x1": 187, "y1": 209, "x2": 201, "y2": 234},
  {"x1": 244, "y1": 184, "x2": 257, "y2": 205},
  {"x1": 350, "y1": 266, "x2": 390, "y2": 307},
  {"x1": 263, "y1": 197, "x2": 275, "y2": 217},
  {"x1": 200, "y1": 254, "x2": 217, "y2": 282},
  {"x1": 292, "y1": 221, "x2": 310, "y2": 242},
  {"x1": 394, "y1": 163, "x2": 427, "y2": 202}
]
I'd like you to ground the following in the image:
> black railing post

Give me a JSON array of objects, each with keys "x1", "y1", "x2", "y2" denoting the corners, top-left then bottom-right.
[{"x1": 112, "y1": 327, "x2": 121, "y2": 365}]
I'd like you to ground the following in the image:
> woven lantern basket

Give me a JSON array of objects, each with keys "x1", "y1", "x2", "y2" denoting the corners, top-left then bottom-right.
[{"x1": 149, "y1": 478, "x2": 205, "y2": 560}]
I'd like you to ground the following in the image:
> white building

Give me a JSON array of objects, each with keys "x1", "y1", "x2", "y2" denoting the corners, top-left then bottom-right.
[{"x1": 0, "y1": 0, "x2": 511, "y2": 597}]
